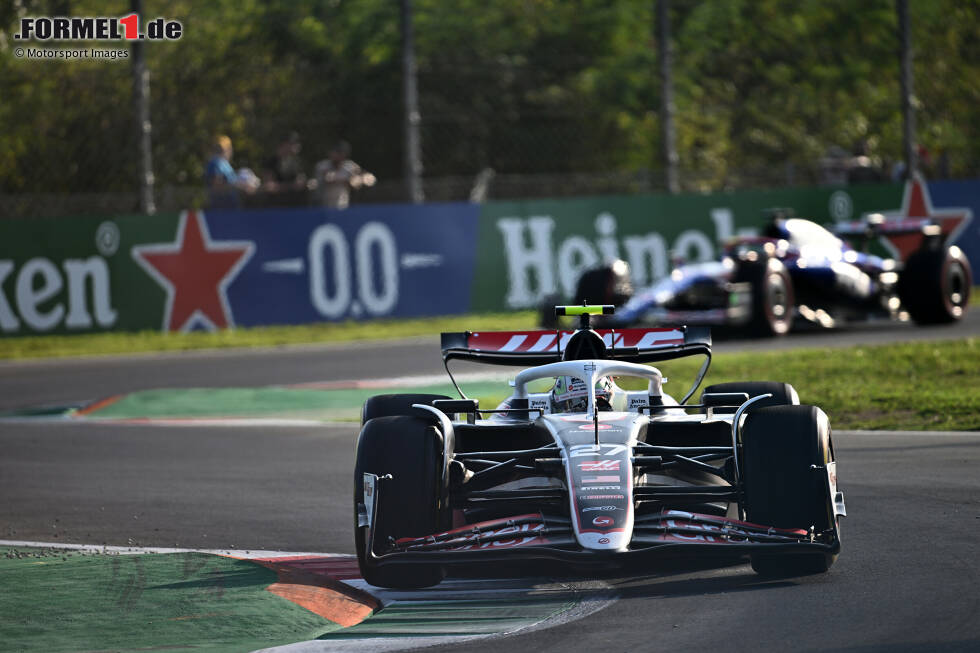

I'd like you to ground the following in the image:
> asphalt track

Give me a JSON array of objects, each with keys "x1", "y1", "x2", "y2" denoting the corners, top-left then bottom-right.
[
  {"x1": 1, "y1": 311, "x2": 979, "y2": 651},
  {"x1": 1, "y1": 306, "x2": 978, "y2": 413}
]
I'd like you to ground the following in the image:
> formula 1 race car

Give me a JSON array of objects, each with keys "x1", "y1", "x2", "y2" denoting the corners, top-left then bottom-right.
[
  {"x1": 560, "y1": 210, "x2": 972, "y2": 337},
  {"x1": 353, "y1": 305, "x2": 845, "y2": 588}
]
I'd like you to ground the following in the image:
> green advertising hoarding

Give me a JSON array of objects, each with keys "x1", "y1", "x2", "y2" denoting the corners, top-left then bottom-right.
[
  {"x1": 0, "y1": 213, "x2": 178, "y2": 336},
  {"x1": 471, "y1": 183, "x2": 903, "y2": 311},
  {"x1": 1, "y1": 183, "x2": 909, "y2": 337}
]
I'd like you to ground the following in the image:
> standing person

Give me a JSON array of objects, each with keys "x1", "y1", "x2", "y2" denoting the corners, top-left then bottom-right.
[
  {"x1": 261, "y1": 131, "x2": 307, "y2": 193},
  {"x1": 204, "y1": 135, "x2": 256, "y2": 208},
  {"x1": 312, "y1": 140, "x2": 376, "y2": 209}
]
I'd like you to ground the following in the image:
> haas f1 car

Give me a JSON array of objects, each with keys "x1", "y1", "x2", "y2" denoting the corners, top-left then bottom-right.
[
  {"x1": 354, "y1": 306, "x2": 845, "y2": 588},
  {"x1": 562, "y1": 210, "x2": 972, "y2": 337}
]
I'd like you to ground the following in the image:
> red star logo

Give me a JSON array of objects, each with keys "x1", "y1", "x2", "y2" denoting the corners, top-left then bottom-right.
[
  {"x1": 870, "y1": 173, "x2": 973, "y2": 260},
  {"x1": 132, "y1": 210, "x2": 254, "y2": 332}
]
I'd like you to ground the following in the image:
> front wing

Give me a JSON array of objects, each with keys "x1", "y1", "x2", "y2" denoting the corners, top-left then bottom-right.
[{"x1": 362, "y1": 477, "x2": 840, "y2": 572}]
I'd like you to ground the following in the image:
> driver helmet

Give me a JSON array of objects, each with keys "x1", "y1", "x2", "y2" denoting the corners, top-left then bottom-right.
[{"x1": 551, "y1": 375, "x2": 617, "y2": 413}]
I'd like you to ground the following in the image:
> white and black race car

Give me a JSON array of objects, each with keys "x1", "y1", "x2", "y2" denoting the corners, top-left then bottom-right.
[{"x1": 353, "y1": 305, "x2": 845, "y2": 588}]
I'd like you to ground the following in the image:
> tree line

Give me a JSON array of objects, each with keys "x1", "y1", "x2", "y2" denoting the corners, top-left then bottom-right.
[{"x1": 1, "y1": 0, "x2": 977, "y2": 202}]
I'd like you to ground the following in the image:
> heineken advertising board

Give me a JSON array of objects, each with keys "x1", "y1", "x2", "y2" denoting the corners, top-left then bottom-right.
[
  {"x1": 0, "y1": 204, "x2": 479, "y2": 336},
  {"x1": 470, "y1": 184, "x2": 905, "y2": 311},
  {"x1": 1, "y1": 179, "x2": 976, "y2": 337}
]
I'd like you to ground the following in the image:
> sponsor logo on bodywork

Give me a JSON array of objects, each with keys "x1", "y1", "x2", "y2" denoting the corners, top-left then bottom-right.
[
  {"x1": 569, "y1": 443, "x2": 628, "y2": 457},
  {"x1": 446, "y1": 522, "x2": 547, "y2": 551},
  {"x1": 579, "y1": 460, "x2": 620, "y2": 471},
  {"x1": 397, "y1": 516, "x2": 548, "y2": 551},
  {"x1": 578, "y1": 423, "x2": 615, "y2": 431},
  {"x1": 582, "y1": 475, "x2": 620, "y2": 484}
]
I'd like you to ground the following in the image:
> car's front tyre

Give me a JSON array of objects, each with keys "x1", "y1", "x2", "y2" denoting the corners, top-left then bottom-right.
[
  {"x1": 353, "y1": 415, "x2": 449, "y2": 588},
  {"x1": 735, "y1": 258, "x2": 795, "y2": 337},
  {"x1": 701, "y1": 381, "x2": 799, "y2": 414},
  {"x1": 740, "y1": 405, "x2": 839, "y2": 576},
  {"x1": 360, "y1": 393, "x2": 451, "y2": 426}
]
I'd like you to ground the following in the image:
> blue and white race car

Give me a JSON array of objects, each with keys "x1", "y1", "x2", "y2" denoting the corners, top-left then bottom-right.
[
  {"x1": 565, "y1": 211, "x2": 971, "y2": 337},
  {"x1": 353, "y1": 306, "x2": 845, "y2": 588}
]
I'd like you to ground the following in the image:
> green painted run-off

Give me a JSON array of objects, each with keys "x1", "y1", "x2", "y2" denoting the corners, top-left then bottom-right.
[{"x1": 0, "y1": 548, "x2": 342, "y2": 653}]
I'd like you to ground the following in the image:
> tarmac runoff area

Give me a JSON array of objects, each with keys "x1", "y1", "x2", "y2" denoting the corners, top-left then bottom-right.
[
  {"x1": 0, "y1": 542, "x2": 615, "y2": 653},
  {"x1": 2, "y1": 357, "x2": 979, "y2": 651},
  {"x1": 3, "y1": 430, "x2": 977, "y2": 653},
  {"x1": 0, "y1": 371, "x2": 616, "y2": 652},
  {"x1": 0, "y1": 371, "x2": 513, "y2": 426}
]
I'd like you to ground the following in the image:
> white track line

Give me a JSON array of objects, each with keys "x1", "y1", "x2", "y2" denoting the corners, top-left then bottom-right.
[
  {"x1": 837, "y1": 429, "x2": 980, "y2": 437},
  {"x1": 0, "y1": 540, "x2": 339, "y2": 558},
  {"x1": 0, "y1": 336, "x2": 437, "y2": 369},
  {"x1": 256, "y1": 579, "x2": 617, "y2": 653},
  {"x1": 0, "y1": 416, "x2": 356, "y2": 428}
]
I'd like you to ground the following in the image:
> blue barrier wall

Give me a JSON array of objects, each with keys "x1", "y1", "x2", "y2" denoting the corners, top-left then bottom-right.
[
  {"x1": 930, "y1": 179, "x2": 980, "y2": 272},
  {"x1": 208, "y1": 203, "x2": 480, "y2": 326},
  {"x1": 1, "y1": 178, "x2": 975, "y2": 337}
]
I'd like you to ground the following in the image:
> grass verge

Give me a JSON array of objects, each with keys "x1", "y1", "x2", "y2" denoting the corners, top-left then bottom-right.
[
  {"x1": 0, "y1": 311, "x2": 538, "y2": 361},
  {"x1": 645, "y1": 337, "x2": 980, "y2": 431},
  {"x1": 59, "y1": 337, "x2": 980, "y2": 432},
  {"x1": 1, "y1": 290, "x2": 977, "y2": 361}
]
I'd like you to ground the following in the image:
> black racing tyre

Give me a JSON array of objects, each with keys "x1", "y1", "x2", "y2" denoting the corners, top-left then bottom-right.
[
  {"x1": 741, "y1": 405, "x2": 839, "y2": 576},
  {"x1": 353, "y1": 415, "x2": 449, "y2": 588},
  {"x1": 897, "y1": 244, "x2": 972, "y2": 325},
  {"x1": 573, "y1": 263, "x2": 633, "y2": 307},
  {"x1": 700, "y1": 381, "x2": 799, "y2": 414},
  {"x1": 539, "y1": 293, "x2": 561, "y2": 329},
  {"x1": 361, "y1": 393, "x2": 451, "y2": 426},
  {"x1": 734, "y1": 258, "x2": 794, "y2": 337}
]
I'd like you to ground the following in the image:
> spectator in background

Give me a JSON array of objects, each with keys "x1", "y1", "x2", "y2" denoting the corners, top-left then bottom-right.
[
  {"x1": 312, "y1": 140, "x2": 376, "y2": 209},
  {"x1": 845, "y1": 139, "x2": 883, "y2": 184},
  {"x1": 891, "y1": 144, "x2": 932, "y2": 182},
  {"x1": 819, "y1": 145, "x2": 849, "y2": 186},
  {"x1": 205, "y1": 135, "x2": 257, "y2": 208},
  {"x1": 262, "y1": 131, "x2": 307, "y2": 193}
]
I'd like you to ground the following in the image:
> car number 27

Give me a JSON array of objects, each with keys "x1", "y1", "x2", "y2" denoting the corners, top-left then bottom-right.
[{"x1": 569, "y1": 444, "x2": 628, "y2": 457}]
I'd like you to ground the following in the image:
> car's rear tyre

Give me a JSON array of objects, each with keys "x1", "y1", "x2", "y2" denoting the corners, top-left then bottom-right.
[
  {"x1": 741, "y1": 405, "x2": 838, "y2": 576},
  {"x1": 897, "y1": 244, "x2": 972, "y2": 325},
  {"x1": 573, "y1": 262, "x2": 633, "y2": 307},
  {"x1": 701, "y1": 381, "x2": 799, "y2": 414},
  {"x1": 538, "y1": 293, "x2": 561, "y2": 329},
  {"x1": 735, "y1": 258, "x2": 794, "y2": 337},
  {"x1": 353, "y1": 415, "x2": 449, "y2": 588},
  {"x1": 361, "y1": 393, "x2": 451, "y2": 426}
]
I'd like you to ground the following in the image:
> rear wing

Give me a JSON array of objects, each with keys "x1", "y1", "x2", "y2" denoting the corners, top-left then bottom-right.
[
  {"x1": 441, "y1": 326, "x2": 712, "y2": 367},
  {"x1": 833, "y1": 216, "x2": 941, "y2": 242},
  {"x1": 833, "y1": 215, "x2": 944, "y2": 261}
]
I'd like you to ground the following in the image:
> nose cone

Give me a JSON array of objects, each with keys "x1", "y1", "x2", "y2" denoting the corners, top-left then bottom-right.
[{"x1": 576, "y1": 529, "x2": 631, "y2": 551}]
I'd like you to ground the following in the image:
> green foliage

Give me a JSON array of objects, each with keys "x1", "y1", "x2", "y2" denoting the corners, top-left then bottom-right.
[
  {"x1": 0, "y1": 310, "x2": 540, "y2": 360},
  {"x1": 1, "y1": 0, "x2": 978, "y2": 195}
]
